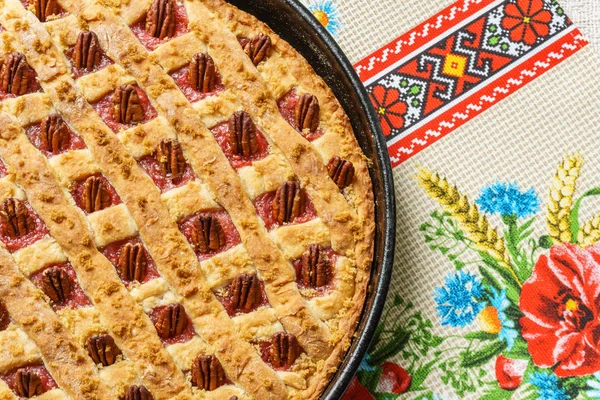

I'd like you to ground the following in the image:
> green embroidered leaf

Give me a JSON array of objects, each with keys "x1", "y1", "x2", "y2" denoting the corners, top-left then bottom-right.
[
  {"x1": 369, "y1": 329, "x2": 411, "y2": 365},
  {"x1": 374, "y1": 394, "x2": 399, "y2": 400},
  {"x1": 479, "y1": 387, "x2": 514, "y2": 400},
  {"x1": 517, "y1": 218, "x2": 536, "y2": 238},
  {"x1": 460, "y1": 340, "x2": 507, "y2": 368},
  {"x1": 410, "y1": 360, "x2": 436, "y2": 390},
  {"x1": 478, "y1": 262, "x2": 520, "y2": 305},
  {"x1": 569, "y1": 187, "x2": 600, "y2": 243},
  {"x1": 502, "y1": 337, "x2": 530, "y2": 360},
  {"x1": 357, "y1": 365, "x2": 382, "y2": 393},
  {"x1": 464, "y1": 331, "x2": 498, "y2": 341}
]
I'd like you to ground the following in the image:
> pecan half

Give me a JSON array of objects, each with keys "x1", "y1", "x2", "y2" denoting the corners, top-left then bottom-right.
[
  {"x1": 41, "y1": 266, "x2": 73, "y2": 304},
  {"x1": 155, "y1": 304, "x2": 187, "y2": 339},
  {"x1": 230, "y1": 397, "x2": 238, "y2": 400},
  {"x1": 0, "y1": 198, "x2": 35, "y2": 239},
  {"x1": 230, "y1": 274, "x2": 260, "y2": 313},
  {"x1": 190, "y1": 215, "x2": 226, "y2": 253},
  {"x1": 145, "y1": 0, "x2": 176, "y2": 40},
  {"x1": 243, "y1": 34, "x2": 271, "y2": 65},
  {"x1": 272, "y1": 181, "x2": 305, "y2": 225},
  {"x1": 87, "y1": 334, "x2": 122, "y2": 366},
  {"x1": 228, "y1": 111, "x2": 258, "y2": 158},
  {"x1": 125, "y1": 386, "x2": 153, "y2": 400},
  {"x1": 191, "y1": 355, "x2": 225, "y2": 391},
  {"x1": 35, "y1": 0, "x2": 58, "y2": 22},
  {"x1": 301, "y1": 245, "x2": 330, "y2": 287},
  {"x1": 112, "y1": 84, "x2": 144, "y2": 125},
  {"x1": 74, "y1": 31, "x2": 102, "y2": 71},
  {"x1": 15, "y1": 369, "x2": 43, "y2": 398},
  {"x1": 40, "y1": 114, "x2": 70, "y2": 154},
  {"x1": 0, "y1": 53, "x2": 31, "y2": 96},
  {"x1": 82, "y1": 176, "x2": 111, "y2": 213},
  {"x1": 327, "y1": 156, "x2": 355, "y2": 189},
  {"x1": 270, "y1": 332, "x2": 301, "y2": 368},
  {"x1": 0, "y1": 302, "x2": 9, "y2": 331},
  {"x1": 157, "y1": 140, "x2": 186, "y2": 180},
  {"x1": 189, "y1": 53, "x2": 216, "y2": 93},
  {"x1": 117, "y1": 243, "x2": 147, "y2": 283},
  {"x1": 295, "y1": 93, "x2": 320, "y2": 133}
]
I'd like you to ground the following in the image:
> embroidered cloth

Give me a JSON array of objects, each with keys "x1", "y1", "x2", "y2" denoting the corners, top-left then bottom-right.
[{"x1": 299, "y1": 0, "x2": 600, "y2": 398}]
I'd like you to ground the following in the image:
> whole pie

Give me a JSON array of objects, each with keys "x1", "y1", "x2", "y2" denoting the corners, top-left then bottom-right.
[{"x1": 0, "y1": 0, "x2": 374, "y2": 398}]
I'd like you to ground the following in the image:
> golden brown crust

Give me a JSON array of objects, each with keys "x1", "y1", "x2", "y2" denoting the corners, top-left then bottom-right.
[
  {"x1": 179, "y1": 2, "x2": 376, "y2": 396},
  {"x1": 0, "y1": 0, "x2": 375, "y2": 396},
  {"x1": 0, "y1": 111, "x2": 191, "y2": 400},
  {"x1": 0, "y1": 1, "x2": 288, "y2": 398},
  {"x1": 0, "y1": 228, "x2": 109, "y2": 399},
  {"x1": 75, "y1": 3, "x2": 333, "y2": 360}
]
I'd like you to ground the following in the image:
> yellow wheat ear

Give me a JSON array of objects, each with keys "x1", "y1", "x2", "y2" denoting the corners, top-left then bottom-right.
[
  {"x1": 547, "y1": 153, "x2": 583, "y2": 244},
  {"x1": 579, "y1": 215, "x2": 600, "y2": 248},
  {"x1": 416, "y1": 167, "x2": 518, "y2": 284}
]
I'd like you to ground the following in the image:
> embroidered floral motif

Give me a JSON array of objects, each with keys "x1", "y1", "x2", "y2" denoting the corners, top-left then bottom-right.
[
  {"x1": 434, "y1": 271, "x2": 484, "y2": 327},
  {"x1": 502, "y1": 0, "x2": 553, "y2": 46},
  {"x1": 521, "y1": 244, "x2": 600, "y2": 377},
  {"x1": 477, "y1": 182, "x2": 540, "y2": 219},
  {"x1": 306, "y1": 0, "x2": 343, "y2": 37},
  {"x1": 529, "y1": 371, "x2": 569, "y2": 400},
  {"x1": 346, "y1": 154, "x2": 600, "y2": 399},
  {"x1": 369, "y1": 85, "x2": 408, "y2": 136}
]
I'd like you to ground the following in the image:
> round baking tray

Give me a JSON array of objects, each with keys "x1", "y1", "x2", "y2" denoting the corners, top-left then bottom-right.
[{"x1": 226, "y1": 0, "x2": 396, "y2": 397}]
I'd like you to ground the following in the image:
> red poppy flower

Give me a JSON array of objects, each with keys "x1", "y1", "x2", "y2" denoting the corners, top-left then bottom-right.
[
  {"x1": 369, "y1": 85, "x2": 408, "y2": 136},
  {"x1": 376, "y1": 362, "x2": 412, "y2": 394},
  {"x1": 501, "y1": 0, "x2": 552, "y2": 46},
  {"x1": 495, "y1": 355, "x2": 527, "y2": 390},
  {"x1": 343, "y1": 376, "x2": 374, "y2": 400},
  {"x1": 520, "y1": 244, "x2": 600, "y2": 377}
]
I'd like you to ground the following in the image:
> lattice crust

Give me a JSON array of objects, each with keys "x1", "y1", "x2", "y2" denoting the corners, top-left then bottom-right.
[
  {"x1": 0, "y1": 0, "x2": 376, "y2": 397},
  {"x1": 0, "y1": 240, "x2": 110, "y2": 399}
]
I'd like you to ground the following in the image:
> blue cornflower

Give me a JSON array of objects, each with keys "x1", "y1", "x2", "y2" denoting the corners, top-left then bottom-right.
[
  {"x1": 358, "y1": 353, "x2": 375, "y2": 373},
  {"x1": 306, "y1": 0, "x2": 343, "y2": 36},
  {"x1": 529, "y1": 371, "x2": 569, "y2": 400},
  {"x1": 476, "y1": 182, "x2": 540, "y2": 219},
  {"x1": 434, "y1": 271, "x2": 484, "y2": 327},
  {"x1": 489, "y1": 288, "x2": 518, "y2": 350},
  {"x1": 587, "y1": 372, "x2": 600, "y2": 398}
]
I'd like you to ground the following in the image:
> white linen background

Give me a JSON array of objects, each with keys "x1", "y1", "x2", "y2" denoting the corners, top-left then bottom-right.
[{"x1": 562, "y1": 0, "x2": 600, "y2": 51}]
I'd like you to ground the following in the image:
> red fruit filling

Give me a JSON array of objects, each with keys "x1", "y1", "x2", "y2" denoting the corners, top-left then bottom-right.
[
  {"x1": 253, "y1": 190, "x2": 317, "y2": 231},
  {"x1": 65, "y1": 46, "x2": 113, "y2": 79},
  {"x1": 70, "y1": 174, "x2": 121, "y2": 214},
  {"x1": 170, "y1": 66, "x2": 224, "y2": 103},
  {"x1": 30, "y1": 263, "x2": 92, "y2": 310},
  {"x1": 179, "y1": 210, "x2": 241, "y2": 261},
  {"x1": 92, "y1": 86, "x2": 157, "y2": 133},
  {"x1": 277, "y1": 89, "x2": 323, "y2": 141},
  {"x1": 292, "y1": 246, "x2": 337, "y2": 295},
  {"x1": 149, "y1": 305, "x2": 195, "y2": 346},
  {"x1": 100, "y1": 237, "x2": 160, "y2": 286},
  {"x1": 2, "y1": 365, "x2": 58, "y2": 396},
  {"x1": 138, "y1": 153, "x2": 195, "y2": 193},
  {"x1": 26, "y1": 122, "x2": 86, "y2": 157},
  {"x1": 210, "y1": 121, "x2": 269, "y2": 169},
  {"x1": 215, "y1": 279, "x2": 269, "y2": 317},
  {"x1": 130, "y1": 3, "x2": 189, "y2": 51},
  {"x1": 0, "y1": 202, "x2": 48, "y2": 253}
]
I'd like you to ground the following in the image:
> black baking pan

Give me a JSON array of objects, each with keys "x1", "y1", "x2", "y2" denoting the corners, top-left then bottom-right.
[{"x1": 226, "y1": 0, "x2": 396, "y2": 398}]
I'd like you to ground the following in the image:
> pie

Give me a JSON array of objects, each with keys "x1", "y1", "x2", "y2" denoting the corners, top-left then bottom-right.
[{"x1": 0, "y1": 0, "x2": 375, "y2": 398}]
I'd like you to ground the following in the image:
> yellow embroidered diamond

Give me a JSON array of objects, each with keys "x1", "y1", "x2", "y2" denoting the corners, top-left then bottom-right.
[
  {"x1": 443, "y1": 53, "x2": 468, "y2": 78},
  {"x1": 378, "y1": 107, "x2": 386, "y2": 115},
  {"x1": 523, "y1": 16, "x2": 531, "y2": 24}
]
